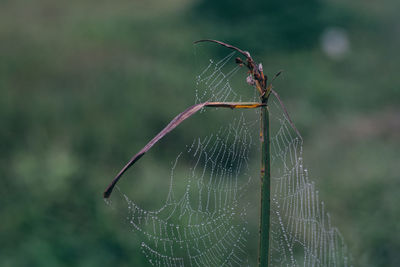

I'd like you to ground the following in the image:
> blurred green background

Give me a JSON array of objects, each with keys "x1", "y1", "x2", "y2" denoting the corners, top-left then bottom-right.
[{"x1": 1, "y1": 0, "x2": 399, "y2": 266}]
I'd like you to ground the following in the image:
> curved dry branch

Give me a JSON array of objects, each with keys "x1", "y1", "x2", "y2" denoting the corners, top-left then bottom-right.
[
  {"x1": 104, "y1": 101, "x2": 265, "y2": 198},
  {"x1": 194, "y1": 39, "x2": 253, "y2": 62}
]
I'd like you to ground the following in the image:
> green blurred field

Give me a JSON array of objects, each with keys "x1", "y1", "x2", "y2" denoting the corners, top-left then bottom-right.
[{"x1": 1, "y1": 0, "x2": 399, "y2": 266}]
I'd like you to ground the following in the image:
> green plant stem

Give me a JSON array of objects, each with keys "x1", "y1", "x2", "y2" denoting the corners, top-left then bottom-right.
[{"x1": 258, "y1": 96, "x2": 271, "y2": 267}]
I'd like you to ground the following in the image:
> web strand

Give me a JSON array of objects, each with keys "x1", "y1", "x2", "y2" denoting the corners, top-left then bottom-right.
[{"x1": 268, "y1": 97, "x2": 351, "y2": 267}]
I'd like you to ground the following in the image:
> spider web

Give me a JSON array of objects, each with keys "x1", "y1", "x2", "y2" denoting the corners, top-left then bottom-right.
[
  {"x1": 107, "y1": 51, "x2": 352, "y2": 266},
  {"x1": 267, "y1": 99, "x2": 352, "y2": 267}
]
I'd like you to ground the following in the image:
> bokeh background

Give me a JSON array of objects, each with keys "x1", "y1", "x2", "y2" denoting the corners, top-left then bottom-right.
[{"x1": 1, "y1": 0, "x2": 399, "y2": 266}]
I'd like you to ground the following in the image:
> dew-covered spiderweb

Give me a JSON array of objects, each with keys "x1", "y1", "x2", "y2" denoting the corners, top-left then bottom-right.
[
  {"x1": 267, "y1": 100, "x2": 352, "y2": 267},
  {"x1": 107, "y1": 50, "x2": 352, "y2": 266}
]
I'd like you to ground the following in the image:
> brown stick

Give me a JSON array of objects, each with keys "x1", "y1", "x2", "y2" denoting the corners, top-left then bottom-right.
[{"x1": 104, "y1": 101, "x2": 265, "y2": 198}]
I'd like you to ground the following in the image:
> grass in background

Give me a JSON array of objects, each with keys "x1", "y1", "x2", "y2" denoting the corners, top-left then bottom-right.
[{"x1": 1, "y1": 0, "x2": 399, "y2": 266}]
